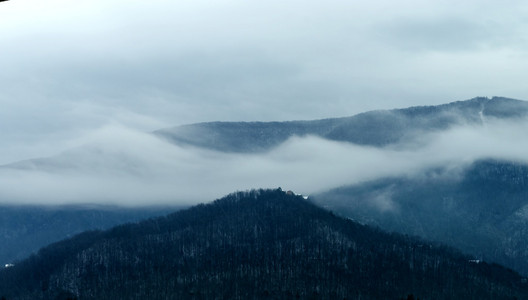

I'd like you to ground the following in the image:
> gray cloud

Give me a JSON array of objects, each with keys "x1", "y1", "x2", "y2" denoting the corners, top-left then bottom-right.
[{"x1": 379, "y1": 17, "x2": 492, "y2": 52}]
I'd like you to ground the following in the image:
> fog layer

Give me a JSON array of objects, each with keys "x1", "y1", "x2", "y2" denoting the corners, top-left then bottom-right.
[{"x1": 1, "y1": 118, "x2": 527, "y2": 206}]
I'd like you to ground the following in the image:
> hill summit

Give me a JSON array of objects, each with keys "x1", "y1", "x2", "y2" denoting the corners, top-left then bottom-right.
[{"x1": 1, "y1": 189, "x2": 527, "y2": 299}]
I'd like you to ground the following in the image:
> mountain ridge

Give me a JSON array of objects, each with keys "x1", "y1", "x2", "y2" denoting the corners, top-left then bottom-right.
[
  {"x1": 2, "y1": 96, "x2": 526, "y2": 170},
  {"x1": 154, "y1": 96, "x2": 528, "y2": 152}
]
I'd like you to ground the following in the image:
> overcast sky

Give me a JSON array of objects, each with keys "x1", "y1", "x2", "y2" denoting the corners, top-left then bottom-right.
[
  {"x1": 1, "y1": 0, "x2": 528, "y2": 206},
  {"x1": 1, "y1": 0, "x2": 528, "y2": 164}
]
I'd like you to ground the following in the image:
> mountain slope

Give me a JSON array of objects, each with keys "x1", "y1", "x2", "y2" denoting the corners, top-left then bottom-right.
[
  {"x1": 314, "y1": 159, "x2": 528, "y2": 276},
  {"x1": 1, "y1": 189, "x2": 527, "y2": 299},
  {"x1": 154, "y1": 97, "x2": 528, "y2": 152},
  {"x1": 0, "y1": 205, "x2": 177, "y2": 266}
]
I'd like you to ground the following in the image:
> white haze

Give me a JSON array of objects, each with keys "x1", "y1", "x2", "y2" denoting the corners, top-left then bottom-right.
[{"x1": 1, "y1": 118, "x2": 528, "y2": 206}]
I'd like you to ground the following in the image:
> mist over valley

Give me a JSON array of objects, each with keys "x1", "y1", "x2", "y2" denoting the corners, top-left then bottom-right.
[
  {"x1": 3, "y1": 0, "x2": 528, "y2": 297},
  {"x1": 3, "y1": 97, "x2": 528, "y2": 282},
  {"x1": 2, "y1": 97, "x2": 528, "y2": 207}
]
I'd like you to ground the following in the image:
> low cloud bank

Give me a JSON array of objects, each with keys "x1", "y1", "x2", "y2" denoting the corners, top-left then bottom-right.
[{"x1": 1, "y1": 119, "x2": 528, "y2": 206}]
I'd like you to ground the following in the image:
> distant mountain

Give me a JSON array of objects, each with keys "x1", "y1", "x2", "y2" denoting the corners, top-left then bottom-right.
[
  {"x1": 1, "y1": 189, "x2": 526, "y2": 299},
  {"x1": 0, "y1": 205, "x2": 177, "y2": 267},
  {"x1": 314, "y1": 159, "x2": 528, "y2": 276},
  {"x1": 154, "y1": 97, "x2": 528, "y2": 152}
]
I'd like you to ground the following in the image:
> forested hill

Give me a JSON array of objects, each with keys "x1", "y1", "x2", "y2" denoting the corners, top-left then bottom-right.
[
  {"x1": 0, "y1": 190, "x2": 526, "y2": 299},
  {"x1": 154, "y1": 97, "x2": 528, "y2": 152}
]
